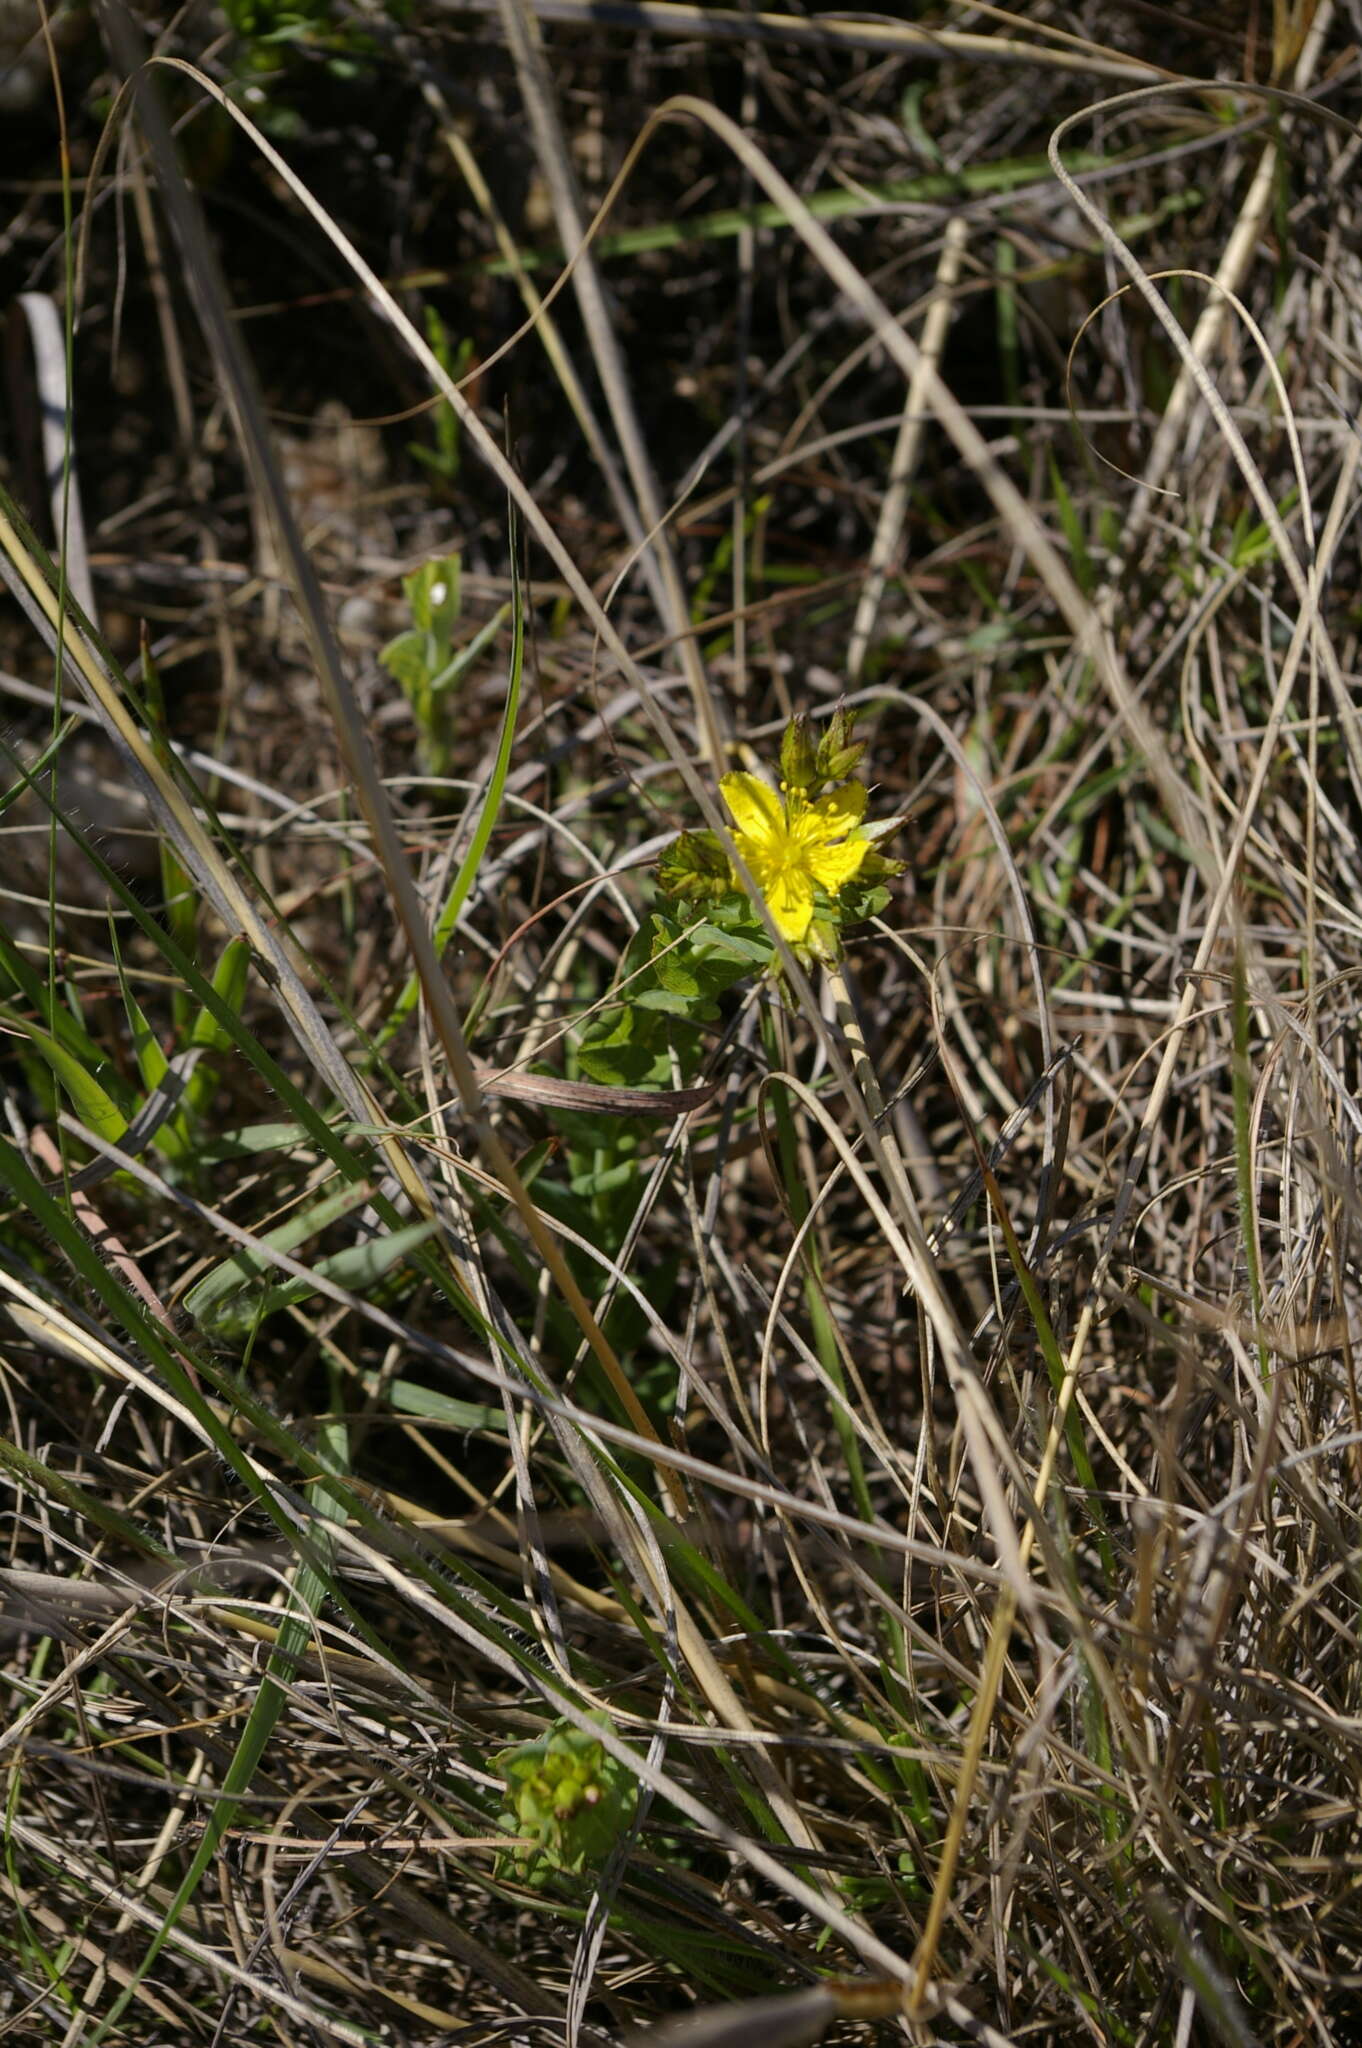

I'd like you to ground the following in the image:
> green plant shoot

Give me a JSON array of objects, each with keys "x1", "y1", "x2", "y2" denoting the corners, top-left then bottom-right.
[{"x1": 495, "y1": 1716, "x2": 639, "y2": 1886}]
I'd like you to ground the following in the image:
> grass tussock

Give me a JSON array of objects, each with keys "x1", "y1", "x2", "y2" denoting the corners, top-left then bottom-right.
[{"x1": 2, "y1": 2, "x2": 1362, "y2": 2043}]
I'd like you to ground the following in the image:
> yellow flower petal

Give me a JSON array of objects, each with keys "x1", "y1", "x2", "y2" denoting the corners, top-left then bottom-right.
[
  {"x1": 720, "y1": 772, "x2": 784, "y2": 845},
  {"x1": 799, "y1": 784, "x2": 867, "y2": 842},
  {"x1": 808, "y1": 834, "x2": 870, "y2": 892},
  {"x1": 740, "y1": 841, "x2": 781, "y2": 893},
  {"x1": 764, "y1": 868, "x2": 815, "y2": 941}
]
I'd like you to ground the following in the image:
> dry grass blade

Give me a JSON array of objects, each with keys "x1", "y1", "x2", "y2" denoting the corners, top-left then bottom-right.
[
  {"x1": 495, "y1": 0, "x2": 728, "y2": 775},
  {"x1": 449, "y1": 0, "x2": 1173, "y2": 85}
]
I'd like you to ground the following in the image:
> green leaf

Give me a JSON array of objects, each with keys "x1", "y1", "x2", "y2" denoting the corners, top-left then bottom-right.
[
  {"x1": 0, "y1": 928, "x2": 105, "y2": 1071},
  {"x1": 690, "y1": 924, "x2": 773, "y2": 966},
  {"x1": 191, "y1": 936, "x2": 251, "y2": 1055},
  {"x1": 831, "y1": 879, "x2": 891, "y2": 924},
  {"x1": 578, "y1": 1004, "x2": 637, "y2": 1053},
  {"x1": 427, "y1": 600, "x2": 509, "y2": 695},
  {"x1": 183, "y1": 1177, "x2": 377, "y2": 1332},
  {"x1": 192, "y1": 1218, "x2": 436, "y2": 1342},
  {"x1": 185, "y1": 935, "x2": 251, "y2": 1122},
  {"x1": 377, "y1": 627, "x2": 429, "y2": 693},
  {"x1": 568, "y1": 1159, "x2": 639, "y2": 1199},
  {"x1": 194, "y1": 1121, "x2": 313, "y2": 1159},
  {"x1": 111, "y1": 938, "x2": 169, "y2": 1097},
  {"x1": 15, "y1": 1021, "x2": 128, "y2": 1145},
  {"x1": 574, "y1": 1039, "x2": 670, "y2": 1090},
  {"x1": 1050, "y1": 456, "x2": 1093, "y2": 594},
  {"x1": 238, "y1": 1222, "x2": 434, "y2": 1338},
  {"x1": 656, "y1": 829, "x2": 731, "y2": 904},
  {"x1": 365, "y1": 1375, "x2": 506, "y2": 1430},
  {"x1": 651, "y1": 951, "x2": 703, "y2": 1000},
  {"x1": 110, "y1": 939, "x2": 194, "y2": 1168},
  {"x1": 633, "y1": 987, "x2": 705, "y2": 1016},
  {"x1": 406, "y1": 554, "x2": 461, "y2": 643}
]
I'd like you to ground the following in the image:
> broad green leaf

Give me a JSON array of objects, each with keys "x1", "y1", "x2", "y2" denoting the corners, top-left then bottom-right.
[
  {"x1": 690, "y1": 923, "x2": 775, "y2": 965},
  {"x1": 377, "y1": 627, "x2": 428, "y2": 693}
]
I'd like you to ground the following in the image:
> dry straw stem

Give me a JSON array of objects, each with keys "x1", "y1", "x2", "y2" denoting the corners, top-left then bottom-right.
[
  {"x1": 7, "y1": 1812, "x2": 373, "y2": 2046},
  {"x1": 447, "y1": 0, "x2": 1173, "y2": 86},
  {"x1": 90, "y1": 11, "x2": 709, "y2": 1624},
  {"x1": 18, "y1": 12, "x2": 1351, "y2": 2031},
  {"x1": 9, "y1": 294, "x2": 95, "y2": 619},
  {"x1": 1051, "y1": 70, "x2": 1362, "y2": 801},
  {"x1": 1108, "y1": 4, "x2": 1333, "y2": 524},
  {"x1": 1041, "y1": 69, "x2": 1353, "y2": 1464},
  {"x1": 494, "y1": 0, "x2": 730, "y2": 777},
  {"x1": 4, "y1": 1169, "x2": 895, "y2": 1991},
  {"x1": 425, "y1": 98, "x2": 682, "y2": 648},
  {"x1": 0, "y1": 501, "x2": 419, "y2": 1206},
  {"x1": 917, "y1": 137, "x2": 1353, "y2": 2016},
  {"x1": 899, "y1": 45, "x2": 1362, "y2": 2014},
  {"x1": 7, "y1": 1127, "x2": 1025, "y2": 1612},
  {"x1": 847, "y1": 216, "x2": 970, "y2": 683}
]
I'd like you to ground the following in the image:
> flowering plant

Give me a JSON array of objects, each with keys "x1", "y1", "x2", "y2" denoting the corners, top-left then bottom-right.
[
  {"x1": 494, "y1": 1717, "x2": 638, "y2": 1886},
  {"x1": 568, "y1": 709, "x2": 899, "y2": 1099},
  {"x1": 657, "y1": 707, "x2": 902, "y2": 962}
]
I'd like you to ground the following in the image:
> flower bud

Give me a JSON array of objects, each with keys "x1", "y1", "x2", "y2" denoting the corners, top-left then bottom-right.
[
  {"x1": 816, "y1": 703, "x2": 865, "y2": 783},
  {"x1": 779, "y1": 713, "x2": 818, "y2": 792}
]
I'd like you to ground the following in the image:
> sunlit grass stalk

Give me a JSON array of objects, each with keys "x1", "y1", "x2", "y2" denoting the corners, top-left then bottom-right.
[{"x1": 1231, "y1": 947, "x2": 1271, "y2": 1385}]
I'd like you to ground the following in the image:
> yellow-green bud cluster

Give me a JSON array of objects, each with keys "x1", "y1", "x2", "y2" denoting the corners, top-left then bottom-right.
[
  {"x1": 495, "y1": 1718, "x2": 637, "y2": 1885},
  {"x1": 780, "y1": 704, "x2": 867, "y2": 796}
]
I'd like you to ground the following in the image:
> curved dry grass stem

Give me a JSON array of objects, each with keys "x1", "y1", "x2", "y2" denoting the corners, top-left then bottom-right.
[{"x1": 846, "y1": 216, "x2": 970, "y2": 683}]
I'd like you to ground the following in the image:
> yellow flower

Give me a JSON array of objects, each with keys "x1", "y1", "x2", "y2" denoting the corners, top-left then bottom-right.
[{"x1": 720, "y1": 771, "x2": 871, "y2": 943}]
